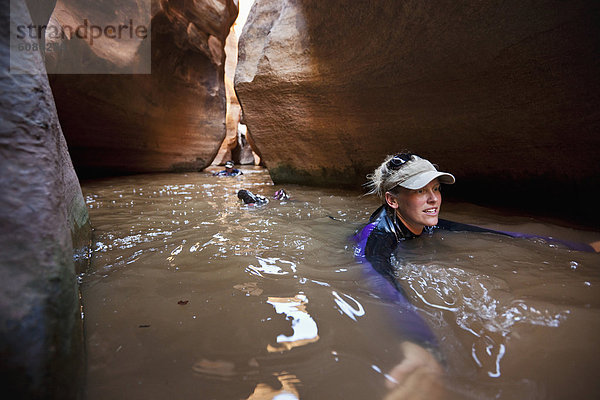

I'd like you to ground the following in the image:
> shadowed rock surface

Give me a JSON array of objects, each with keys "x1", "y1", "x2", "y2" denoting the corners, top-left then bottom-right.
[
  {"x1": 47, "y1": 0, "x2": 238, "y2": 177},
  {"x1": 1, "y1": 1, "x2": 599, "y2": 398},
  {"x1": 1, "y1": 1, "x2": 91, "y2": 398},
  {"x1": 235, "y1": 0, "x2": 600, "y2": 220}
]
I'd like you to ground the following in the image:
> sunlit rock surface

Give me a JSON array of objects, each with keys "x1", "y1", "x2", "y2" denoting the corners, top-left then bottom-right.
[
  {"x1": 1, "y1": 1, "x2": 91, "y2": 398},
  {"x1": 213, "y1": 5, "x2": 260, "y2": 166},
  {"x1": 213, "y1": 23, "x2": 244, "y2": 165},
  {"x1": 48, "y1": 0, "x2": 238, "y2": 177},
  {"x1": 235, "y1": 0, "x2": 600, "y2": 217}
]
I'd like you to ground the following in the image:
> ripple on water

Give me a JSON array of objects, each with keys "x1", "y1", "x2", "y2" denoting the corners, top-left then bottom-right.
[
  {"x1": 80, "y1": 171, "x2": 600, "y2": 400},
  {"x1": 391, "y1": 229, "x2": 598, "y2": 384}
]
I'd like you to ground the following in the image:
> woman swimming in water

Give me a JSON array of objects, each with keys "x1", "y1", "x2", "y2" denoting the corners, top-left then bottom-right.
[
  {"x1": 353, "y1": 153, "x2": 458, "y2": 398},
  {"x1": 356, "y1": 152, "x2": 598, "y2": 286},
  {"x1": 358, "y1": 153, "x2": 457, "y2": 286},
  {"x1": 354, "y1": 152, "x2": 598, "y2": 398}
]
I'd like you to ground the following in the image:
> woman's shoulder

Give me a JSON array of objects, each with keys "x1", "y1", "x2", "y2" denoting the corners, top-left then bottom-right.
[{"x1": 368, "y1": 204, "x2": 387, "y2": 223}]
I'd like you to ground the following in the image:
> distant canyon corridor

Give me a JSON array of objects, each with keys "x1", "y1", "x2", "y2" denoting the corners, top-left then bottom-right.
[{"x1": 1, "y1": 0, "x2": 599, "y2": 399}]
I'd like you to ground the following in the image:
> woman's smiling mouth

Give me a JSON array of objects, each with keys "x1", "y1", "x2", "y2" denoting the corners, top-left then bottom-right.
[{"x1": 423, "y1": 207, "x2": 438, "y2": 215}]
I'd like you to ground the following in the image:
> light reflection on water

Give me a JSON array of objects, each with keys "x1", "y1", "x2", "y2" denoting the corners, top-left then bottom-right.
[
  {"x1": 266, "y1": 295, "x2": 319, "y2": 352},
  {"x1": 81, "y1": 167, "x2": 600, "y2": 400}
]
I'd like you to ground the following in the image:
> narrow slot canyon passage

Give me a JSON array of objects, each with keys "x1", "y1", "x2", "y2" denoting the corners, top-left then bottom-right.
[
  {"x1": 212, "y1": 0, "x2": 261, "y2": 168},
  {"x1": 1, "y1": 1, "x2": 600, "y2": 400}
]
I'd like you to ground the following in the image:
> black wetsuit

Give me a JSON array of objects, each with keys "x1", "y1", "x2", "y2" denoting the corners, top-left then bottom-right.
[
  {"x1": 361, "y1": 205, "x2": 594, "y2": 283},
  {"x1": 237, "y1": 189, "x2": 268, "y2": 205},
  {"x1": 214, "y1": 168, "x2": 243, "y2": 176},
  {"x1": 353, "y1": 205, "x2": 444, "y2": 348},
  {"x1": 361, "y1": 205, "x2": 508, "y2": 286},
  {"x1": 353, "y1": 204, "x2": 594, "y2": 348}
]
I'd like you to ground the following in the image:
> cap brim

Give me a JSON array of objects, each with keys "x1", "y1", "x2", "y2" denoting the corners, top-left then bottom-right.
[{"x1": 398, "y1": 171, "x2": 455, "y2": 190}]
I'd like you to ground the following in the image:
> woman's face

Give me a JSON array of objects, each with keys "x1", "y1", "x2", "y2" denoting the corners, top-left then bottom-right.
[{"x1": 387, "y1": 179, "x2": 442, "y2": 234}]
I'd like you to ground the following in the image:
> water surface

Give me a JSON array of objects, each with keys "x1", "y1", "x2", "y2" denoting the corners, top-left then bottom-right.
[{"x1": 81, "y1": 167, "x2": 600, "y2": 399}]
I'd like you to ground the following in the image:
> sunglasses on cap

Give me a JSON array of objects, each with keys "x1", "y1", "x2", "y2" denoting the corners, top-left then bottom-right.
[{"x1": 387, "y1": 153, "x2": 416, "y2": 170}]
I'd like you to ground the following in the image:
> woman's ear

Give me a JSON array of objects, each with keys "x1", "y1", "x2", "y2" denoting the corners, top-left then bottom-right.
[{"x1": 385, "y1": 192, "x2": 399, "y2": 209}]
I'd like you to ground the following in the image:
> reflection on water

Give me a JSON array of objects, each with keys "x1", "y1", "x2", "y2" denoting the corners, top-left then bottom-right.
[
  {"x1": 266, "y1": 295, "x2": 319, "y2": 352},
  {"x1": 247, "y1": 372, "x2": 300, "y2": 400},
  {"x1": 81, "y1": 167, "x2": 600, "y2": 400},
  {"x1": 331, "y1": 291, "x2": 365, "y2": 321}
]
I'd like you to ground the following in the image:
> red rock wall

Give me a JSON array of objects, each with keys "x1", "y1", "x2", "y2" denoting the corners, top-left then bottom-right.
[
  {"x1": 47, "y1": 0, "x2": 238, "y2": 177},
  {"x1": 213, "y1": 23, "x2": 244, "y2": 165},
  {"x1": 235, "y1": 0, "x2": 600, "y2": 219},
  {"x1": 213, "y1": 13, "x2": 260, "y2": 166}
]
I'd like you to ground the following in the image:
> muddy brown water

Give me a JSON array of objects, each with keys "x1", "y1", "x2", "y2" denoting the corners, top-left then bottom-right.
[{"x1": 80, "y1": 167, "x2": 600, "y2": 400}]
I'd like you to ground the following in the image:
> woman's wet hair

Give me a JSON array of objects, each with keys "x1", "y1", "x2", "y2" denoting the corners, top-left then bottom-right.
[{"x1": 365, "y1": 152, "x2": 419, "y2": 200}]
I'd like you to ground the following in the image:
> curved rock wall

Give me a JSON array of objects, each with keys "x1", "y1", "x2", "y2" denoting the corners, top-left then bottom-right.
[
  {"x1": 213, "y1": 4, "x2": 260, "y2": 167},
  {"x1": 1, "y1": 1, "x2": 91, "y2": 398},
  {"x1": 235, "y1": 0, "x2": 600, "y2": 219},
  {"x1": 48, "y1": 0, "x2": 238, "y2": 177},
  {"x1": 213, "y1": 23, "x2": 244, "y2": 165}
]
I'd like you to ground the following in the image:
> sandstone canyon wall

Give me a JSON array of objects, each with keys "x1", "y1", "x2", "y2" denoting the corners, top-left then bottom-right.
[
  {"x1": 213, "y1": 2, "x2": 260, "y2": 167},
  {"x1": 235, "y1": 0, "x2": 600, "y2": 220},
  {"x1": 1, "y1": 1, "x2": 91, "y2": 398},
  {"x1": 213, "y1": 23, "x2": 243, "y2": 166},
  {"x1": 47, "y1": 0, "x2": 238, "y2": 177}
]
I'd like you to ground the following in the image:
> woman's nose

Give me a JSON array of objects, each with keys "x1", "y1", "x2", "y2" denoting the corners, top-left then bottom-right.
[{"x1": 426, "y1": 189, "x2": 438, "y2": 203}]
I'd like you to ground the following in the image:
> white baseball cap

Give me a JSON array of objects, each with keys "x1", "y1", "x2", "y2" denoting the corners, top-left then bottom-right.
[{"x1": 390, "y1": 155, "x2": 455, "y2": 190}]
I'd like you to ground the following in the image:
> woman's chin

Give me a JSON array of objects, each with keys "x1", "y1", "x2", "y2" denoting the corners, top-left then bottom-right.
[{"x1": 422, "y1": 215, "x2": 439, "y2": 227}]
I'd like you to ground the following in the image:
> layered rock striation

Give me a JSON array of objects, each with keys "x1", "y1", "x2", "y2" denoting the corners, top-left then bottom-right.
[
  {"x1": 235, "y1": 0, "x2": 600, "y2": 218},
  {"x1": 47, "y1": 0, "x2": 238, "y2": 177}
]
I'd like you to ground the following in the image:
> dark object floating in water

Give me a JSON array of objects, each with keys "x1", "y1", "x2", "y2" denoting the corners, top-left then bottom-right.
[{"x1": 238, "y1": 189, "x2": 268, "y2": 205}]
